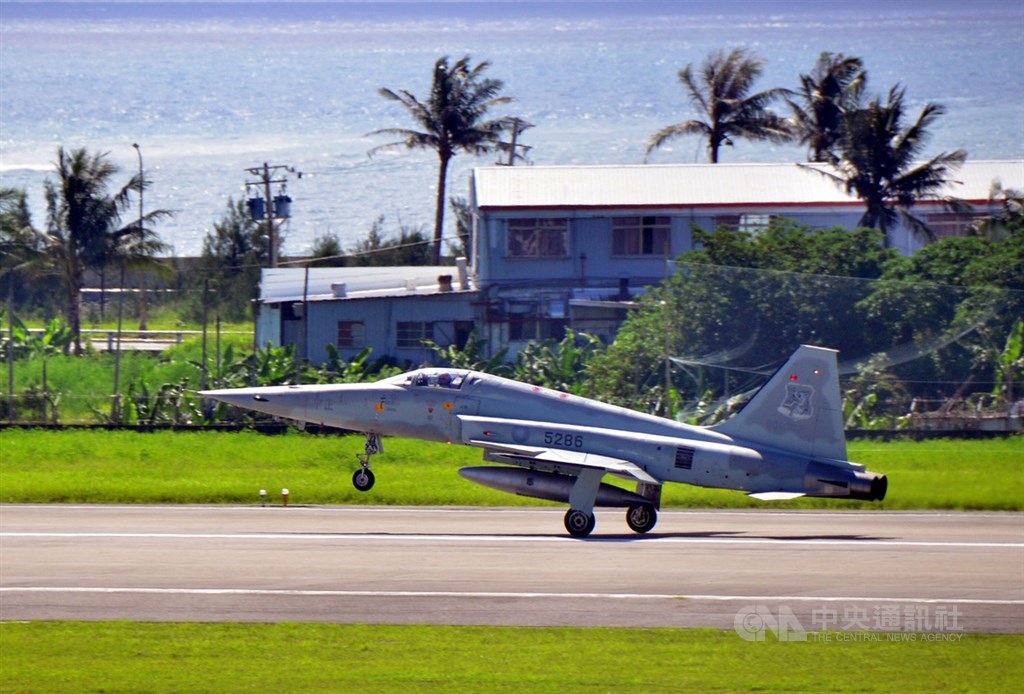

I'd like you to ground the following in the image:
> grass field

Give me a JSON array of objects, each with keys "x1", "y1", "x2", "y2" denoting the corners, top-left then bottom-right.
[
  {"x1": 0, "y1": 430, "x2": 1021, "y2": 510},
  {"x1": 7, "y1": 337, "x2": 255, "y2": 422},
  {"x1": 2, "y1": 622, "x2": 1021, "y2": 693},
  {"x1": 2, "y1": 431, "x2": 1021, "y2": 692}
]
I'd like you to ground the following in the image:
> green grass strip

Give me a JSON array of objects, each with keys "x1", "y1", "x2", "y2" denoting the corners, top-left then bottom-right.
[
  {"x1": 1, "y1": 622, "x2": 1021, "y2": 693},
  {"x1": 1, "y1": 430, "x2": 1021, "y2": 510}
]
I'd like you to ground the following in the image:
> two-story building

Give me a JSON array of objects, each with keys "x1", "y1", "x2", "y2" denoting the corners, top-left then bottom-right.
[{"x1": 468, "y1": 160, "x2": 1022, "y2": 355}]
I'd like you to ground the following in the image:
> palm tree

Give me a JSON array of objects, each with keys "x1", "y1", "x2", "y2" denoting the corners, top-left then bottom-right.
[
  {"x1": 645, "y1": 48, "x2": 792, "y2": 164},
  {"x1": 817, "y1": 86, "x2": 967, "y2": 244},
  {"x1": 368, "y1": 55, "x2": 512, "y2": 264},
  {"x1": 787, "y1": 52, "x2": 866, "y2": 163},
  {"x1": 1, "y1": 188, "x2": 43, "y2": 351},
  {"x1": 1, "y1": 188, "x2": 40, "y2": 278},
  {"x1": 970, "y1": 181, "x2": 1023, "y2": 240},
  {"x1": 42, "y1": 147, "x2": 169, "y2": 353}
]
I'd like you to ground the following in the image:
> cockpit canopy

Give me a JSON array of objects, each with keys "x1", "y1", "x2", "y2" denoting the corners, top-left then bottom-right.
[{"x1": 387, "y1": 368, "x2": 475, "y2": 390}]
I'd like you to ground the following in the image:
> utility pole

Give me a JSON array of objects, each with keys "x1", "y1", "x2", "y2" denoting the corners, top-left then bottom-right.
[
  {"x1": 244, "y1": 162, "x2": 298, "y2": 268},
  {"x1": 497, "y1": 117, "x2": 533, "y2": 166}
]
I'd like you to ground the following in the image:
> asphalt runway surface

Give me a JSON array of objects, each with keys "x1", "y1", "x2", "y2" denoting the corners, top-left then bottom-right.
[{"x1": 2, "y1": 505, "x2": 1022, "y2": 633}]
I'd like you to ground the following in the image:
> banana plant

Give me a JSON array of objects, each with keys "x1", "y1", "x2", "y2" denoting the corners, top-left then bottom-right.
[
  {"x1": 511, "y1": 329, "x2": 605, "y2": 394},
  {"x1": 992, "y1": 318, "x2": 1023, "y2": 405},
  {"x1": 3, "y1": 316, "x2": 73, "y2": 421},
  {"x1": 423, "y1": 330, "x2": 510, "y2": 375},
  {"x1": 322, "y1": 344, "x2": 401, "y2": 383}
]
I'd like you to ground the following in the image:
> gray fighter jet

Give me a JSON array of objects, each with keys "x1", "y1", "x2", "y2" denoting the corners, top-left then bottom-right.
[{"x1": 200, "y1": 344, "x2": 886, "y2": 536}]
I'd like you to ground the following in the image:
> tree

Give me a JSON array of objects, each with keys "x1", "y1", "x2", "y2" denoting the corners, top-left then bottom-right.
[
  {"x1": 0, "y1": 188, "x2": 36, "y2": 262},
  {"x1": 41, "y1": 147, "x2": 168, "y2": 353},
  {"x1": 368, "y1": 55, "x2": 513, "y2": 264},
  {"x1": 858, "y1": 228, "x2": 1023, "y2": 403},
  {"x1": 192, "y1": 197, "x2": 268, "y2": 322},
  {"x1": 308, "y1": 232, "x2": 346, "y2": 267},
  {"x1": 587, "y1": 220, "x2": 900, "y2": 416},
  {"x1": 970, "y1": 181, "x2": 1023, "y2": 241},
  {"x1": 787, "y1": 52, "x2": 865, "y2": 163},
  {"x1": 818, "y1": 85, "x2": 967, "y2": 244},
  {"x1": 448, "y1": 196, "x2": 472, "y2": 259},
  {"x1": 645, "y1": 48, "x2": 792, "y2": 164},
  {"x1": 1, "y1": 188, "x2": 46, "y2": 309},
  {"x1": 348, "y1": 216, "x2": 432, "y2": 267}
]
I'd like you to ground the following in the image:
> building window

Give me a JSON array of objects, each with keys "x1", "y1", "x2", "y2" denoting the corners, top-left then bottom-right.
[
  {"x1": 508, "y1": 218, "x2": 568, "y2": 258},
  {"x1": 712, "y1": 215, "x2": 741, "y2": 231},
  {"x1": 612, "y1": 216, "x2": 671, "y2": 256},
  {"x1": 397, "y1": 321, "x2": 432, "y2": 348},
  {"x1": 336, "y1": 321, "x2": 365, "y2": 348},
  {"x1": 738, "y1": 214, "x2": 773, "y2": 234},
  {"x1": 509, "y1": 317, "x2": 566, "y2": 342},
  {"x1": 926, "y1": 213, "x2": 979, "y2": 239}
]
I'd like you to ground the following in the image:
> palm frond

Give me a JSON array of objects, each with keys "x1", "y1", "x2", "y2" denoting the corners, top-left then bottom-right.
[{"x1": 650, "y1": 48, "x2": 792, "y2": 163}]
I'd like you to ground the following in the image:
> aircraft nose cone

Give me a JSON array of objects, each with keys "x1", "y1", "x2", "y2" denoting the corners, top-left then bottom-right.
[
  {"x1": 199, "y1": 388, "x2": 258, "y2": 407},
  {"x1": 198, "y1": 386, "x2": 313, "y2": 421},
  {"x1": 199, "y1": 387, "x2": 290, "y2": 412}
]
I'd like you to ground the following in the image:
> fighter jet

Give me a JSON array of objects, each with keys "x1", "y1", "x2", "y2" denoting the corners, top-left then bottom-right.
[{"x1": 200, "y1": 345, "x2": 886, "y2": 536}]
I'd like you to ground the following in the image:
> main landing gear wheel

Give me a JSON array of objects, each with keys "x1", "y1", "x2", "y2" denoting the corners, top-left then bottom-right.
[
  {"x1": 352, "y1": 468, "x2": 375, "y2": 492},
  {"x1": 564, "y1": 509, "x2": 596, "y2": 537},
  {"x1": 626, "y1": 504, "x2": 657, "y2": 534}
]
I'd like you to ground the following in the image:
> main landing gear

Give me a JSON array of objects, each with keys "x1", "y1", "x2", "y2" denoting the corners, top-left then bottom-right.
[
  {"x1": 352, "y1": 432, "x2": 382, "y2": 492},
  {"x1": 626, "y1": 503, "x2": 658, "y2": 534},
  {"x1": 561, "y1": 468, "x2": 660, "y2": 538},
  {"x1": 562, "y1": 503, "x2": 658, "y2": 538},
  {"x1": 563, "y1": 509, "x2": 596, "y2": 537}
]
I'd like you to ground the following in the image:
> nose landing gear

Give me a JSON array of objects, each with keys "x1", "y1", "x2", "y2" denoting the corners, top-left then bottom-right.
[{"x1": 353, "y1": 432, "x2": 382, "y2": 492}]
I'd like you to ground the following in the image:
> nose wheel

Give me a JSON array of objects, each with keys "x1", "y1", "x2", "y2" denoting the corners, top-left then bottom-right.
[
  {"x1": 352, "y1": 467, "x2": 375, "y2": 492},
  {"x1": 352, "y1": 432, "x2": 382, "y2": 492}
]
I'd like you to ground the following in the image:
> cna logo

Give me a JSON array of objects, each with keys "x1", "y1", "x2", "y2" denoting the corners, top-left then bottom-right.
[{"x1": 734, "y1": 605, "x2": 807, "y2": 642}]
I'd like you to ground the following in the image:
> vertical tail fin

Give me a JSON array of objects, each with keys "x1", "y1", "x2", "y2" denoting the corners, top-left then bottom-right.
[{"x1": 712, "y1": 345, "x2": 847, "y2": 461}]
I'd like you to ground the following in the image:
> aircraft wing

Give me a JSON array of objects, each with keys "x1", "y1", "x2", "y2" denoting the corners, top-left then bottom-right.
[{"x1": 470, "y1": 439, "x2": 661, "y2": 485}]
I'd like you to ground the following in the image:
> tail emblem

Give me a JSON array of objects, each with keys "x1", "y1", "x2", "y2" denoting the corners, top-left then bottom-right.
[{"x1": 778, "y1": 383, "x2": 814, "y2": 421}]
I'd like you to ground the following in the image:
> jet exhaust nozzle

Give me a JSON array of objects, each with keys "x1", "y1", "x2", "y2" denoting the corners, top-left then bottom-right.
[
  {"x1": 459, "y1": 466, "x2": 648, "y2": 508},
  {"x1": 850, "y1": 471, "x2": 888, "y2": 502},
  {"x1": 805, "y1": 461, "x2": 887, "y2": 501}
]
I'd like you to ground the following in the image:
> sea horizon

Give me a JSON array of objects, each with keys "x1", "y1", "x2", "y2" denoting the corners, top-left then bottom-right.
[{"x1": 2, "y1": 0, "x2": 1022, "y2": 257}]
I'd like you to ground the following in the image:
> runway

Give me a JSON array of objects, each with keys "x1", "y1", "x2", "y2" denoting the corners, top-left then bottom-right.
[{"x1": 2, "y1": 505, "x2": 1022, "y2": 633}]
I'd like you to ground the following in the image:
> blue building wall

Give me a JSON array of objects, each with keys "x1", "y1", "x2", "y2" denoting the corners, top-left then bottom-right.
[
  {"x1": 299, "y1": 292, "x2": 476, "y2": 367},
  {"x1": 475, "y1": 207, "x2": 868, "y2": 287}
]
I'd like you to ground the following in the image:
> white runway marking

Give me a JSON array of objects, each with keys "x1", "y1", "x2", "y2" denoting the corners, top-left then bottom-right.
[
  {"x1": 3, "y1": 531, "x2": 1021, "y2": 549},
  {"x1": 2, "y1": 586, "x2": 1021, "y2": 605},
  {"x1": 6, "y1": 504, "x2": 1016, "y2": 518}
]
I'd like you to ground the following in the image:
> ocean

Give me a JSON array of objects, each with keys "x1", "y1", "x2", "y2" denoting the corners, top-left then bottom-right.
[{"x1": 2, "y1": 0, "x2": 1022, "y2": 257}]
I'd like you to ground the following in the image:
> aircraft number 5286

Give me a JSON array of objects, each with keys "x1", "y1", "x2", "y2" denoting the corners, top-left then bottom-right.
[{"x1": 544, "y1": 431, "x2": 584, "y2": 448}]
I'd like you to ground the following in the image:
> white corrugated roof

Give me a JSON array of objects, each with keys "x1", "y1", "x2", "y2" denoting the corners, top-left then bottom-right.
[
  {"x1": 473, "y1": 161, "x2": 1023, "y2": 210},
  {"x1": 260, "y1": 266, "x2": 471, "y2": 304}
]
